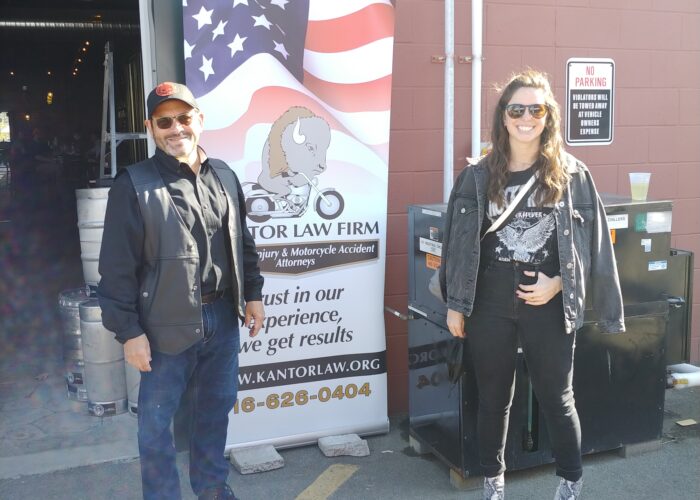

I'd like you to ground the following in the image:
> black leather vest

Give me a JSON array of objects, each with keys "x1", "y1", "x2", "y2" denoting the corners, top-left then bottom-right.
[{"x1": 126, "y1": 159, "x2": 247, "y2": 354}]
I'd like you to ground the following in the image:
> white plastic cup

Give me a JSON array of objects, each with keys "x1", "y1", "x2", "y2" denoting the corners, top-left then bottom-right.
[{"x1": 629, "y1": 172, "x2": 651, "y2": 201}]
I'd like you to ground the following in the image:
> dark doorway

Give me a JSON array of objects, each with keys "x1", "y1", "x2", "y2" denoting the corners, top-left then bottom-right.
[{"x1": 0, "y1": 1, "x2": 142, "y2": 454}]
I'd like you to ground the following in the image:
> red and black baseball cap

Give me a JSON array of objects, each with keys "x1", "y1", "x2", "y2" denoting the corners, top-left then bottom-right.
[{"x1": 146, "y1": 82, "x2": 199, "y2": 118}]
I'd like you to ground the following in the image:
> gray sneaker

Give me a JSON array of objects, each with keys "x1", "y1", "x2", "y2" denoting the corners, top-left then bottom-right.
[
  {"x1": 554, "y1": 477, "x2": 583, "y2": 500},
  {"x1": 483, "y1": 473, "x2": 505, "y2": 500}
]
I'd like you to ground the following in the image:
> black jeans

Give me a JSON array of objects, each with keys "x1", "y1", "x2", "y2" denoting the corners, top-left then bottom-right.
[{"x1": 465, "y1": 260, "x2": 582, "y2": 482}]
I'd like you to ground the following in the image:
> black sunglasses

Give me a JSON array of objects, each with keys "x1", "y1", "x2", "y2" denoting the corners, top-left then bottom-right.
[
  {"x1": 152, "y1": 111, "x2": 197, "y2": 130},
  {"x1": 505, "y1": 103, "x2": 548, "y2": 119}
]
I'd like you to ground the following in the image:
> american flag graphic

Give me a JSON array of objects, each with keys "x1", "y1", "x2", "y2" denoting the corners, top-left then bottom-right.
[{"x1": 182, "y1": 0, "x2": 394, "y2": 171}]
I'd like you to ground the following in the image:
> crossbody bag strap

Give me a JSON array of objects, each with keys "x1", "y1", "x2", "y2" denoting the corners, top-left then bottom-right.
[{"x1": 481, "y1": 173, "x2": 538, "y2": 240}]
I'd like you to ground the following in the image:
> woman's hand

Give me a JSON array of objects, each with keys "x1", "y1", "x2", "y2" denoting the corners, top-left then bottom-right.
[
  {"x1": 516, "y1": 271, "x2": 562, "y2": 306},
  {"x1": 446, "y1": 308, "x2": 466, "y2": 338}
]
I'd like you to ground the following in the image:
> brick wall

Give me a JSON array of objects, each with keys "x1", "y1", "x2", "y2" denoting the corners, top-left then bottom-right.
[{"x1": 386, "y1": 0, "x2": 700, "y2": 414}]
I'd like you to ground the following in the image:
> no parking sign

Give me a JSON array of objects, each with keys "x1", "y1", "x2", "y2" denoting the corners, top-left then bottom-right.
[{"x1": 566, "y1": 58, "x2": 615, "y2": 146}]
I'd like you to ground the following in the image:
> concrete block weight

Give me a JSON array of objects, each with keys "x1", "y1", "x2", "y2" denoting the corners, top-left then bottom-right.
[
  {"x1": 318, "y1": 434, "x2": 370, "y2": 457},
  {"x1": 229, "y1": 445, "x2": 285, "y2": 474}
]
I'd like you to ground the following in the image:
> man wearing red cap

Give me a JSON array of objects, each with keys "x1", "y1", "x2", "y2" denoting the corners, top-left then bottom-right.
[{"x1": 98, "y1": 82, "x2": 265, "y2": 500}]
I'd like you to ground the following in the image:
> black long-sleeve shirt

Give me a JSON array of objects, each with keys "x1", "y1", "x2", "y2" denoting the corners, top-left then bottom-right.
[{"x1": 97, "y1": 147, "x2": 263, "y2": 343}]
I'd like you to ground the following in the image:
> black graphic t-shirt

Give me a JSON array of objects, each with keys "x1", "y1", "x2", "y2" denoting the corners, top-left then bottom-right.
[{"x1": 481, "y1": 165, "x2": 559, "y2": 269}]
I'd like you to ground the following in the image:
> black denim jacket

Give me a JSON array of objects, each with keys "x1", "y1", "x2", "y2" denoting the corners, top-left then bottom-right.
[{"x1": 439, "y1": 154, "x2": 625, "y2": 334}]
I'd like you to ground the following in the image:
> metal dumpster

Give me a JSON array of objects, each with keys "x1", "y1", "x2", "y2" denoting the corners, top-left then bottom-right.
[{"x1": 407, "y1": 195, "x2": 687, "y2": 480}]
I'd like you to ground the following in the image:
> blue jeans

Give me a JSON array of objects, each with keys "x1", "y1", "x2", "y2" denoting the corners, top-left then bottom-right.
[
  {"x1": 138, "y1": 295, "x2": 240, "y2": 500},
  {"x1": 466, "y1": 260, "x2": 582, "y2": 482}
]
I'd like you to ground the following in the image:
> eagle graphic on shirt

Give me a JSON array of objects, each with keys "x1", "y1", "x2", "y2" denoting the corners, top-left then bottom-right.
[
  {"x1": 497, "y1": 213, "x2": 556, "y2": 262},
  {"x1": 488, "y1": 184, "x2": 556, "y2": 264}
]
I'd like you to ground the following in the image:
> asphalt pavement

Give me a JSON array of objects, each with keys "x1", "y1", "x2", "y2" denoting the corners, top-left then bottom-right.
[{"x1": 0, "y1": 387, "x2": 697, "y2": 500}]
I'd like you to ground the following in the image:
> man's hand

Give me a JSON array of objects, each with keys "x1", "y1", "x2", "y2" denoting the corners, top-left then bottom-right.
[
  {"x1": 516, "y1": 271, "x2": 562, "y2": 306},
  {"x1": 245, "y1": 300, "x2": 265, "y2": 337},
  {"x1": 124, "y1": 334, "x2": 152, "y2": 372},
  {"x1": 446, "y1": 308, "x2": 466, "y2": 338}
]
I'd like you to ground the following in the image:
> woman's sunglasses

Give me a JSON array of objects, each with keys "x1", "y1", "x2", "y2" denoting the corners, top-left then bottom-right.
[
  {"x1": 505, "y1": 103, "x2": 548, "y2": 119},
  {"x1": 152, "y1": 111, "x2": 197, "y2": 130}
]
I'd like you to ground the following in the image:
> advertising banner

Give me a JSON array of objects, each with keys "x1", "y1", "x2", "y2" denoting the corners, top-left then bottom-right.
[{"x1": 183, "y1": 0, "x2": 394, "y2": 448}]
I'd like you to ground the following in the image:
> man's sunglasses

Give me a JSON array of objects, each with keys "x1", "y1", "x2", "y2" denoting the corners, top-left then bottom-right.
[
  {"x1": 504, "y1": 103, "x2": 548, "y2": 119},
  {"x1": 152, "y1": 111, "x2": 197, "y2": 130}
]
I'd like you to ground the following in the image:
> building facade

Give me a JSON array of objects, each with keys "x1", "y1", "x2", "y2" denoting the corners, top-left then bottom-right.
[{"x1": 384, "y1": 0, "x2": 700, "y2": 413}]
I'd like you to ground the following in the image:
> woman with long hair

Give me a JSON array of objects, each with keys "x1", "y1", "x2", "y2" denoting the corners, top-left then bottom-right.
[{"x1": 439, "y1": 69, "x2": 625, "y2": 500}]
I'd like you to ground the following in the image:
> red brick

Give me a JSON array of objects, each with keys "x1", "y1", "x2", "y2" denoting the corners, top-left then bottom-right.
[
  {"x1": 487, "y1": 0, "x2": 555, "y2": 5},
  {"x1": 588, "y1": 164, "x2": 620, "y2": 194},
  {"x1": 676, "y1": 164, "x2": 700, "y2": 199},
  {"x1": 386, "y1": 334, "x2": 408, "y2": 376},
  {"x1": 393, "y1": 43, "x2": 449, "y2": 87},
  {"x1": 588, "y1": 49, "x2": 652, "y2": 89},
  {"x1": 454, "y1": 87, "x2": 479, "y2": 130},
  {"x1": 393, "y1": 0, "x2": 414, "y2": 43},
  {"x1": 584, "y1": 126, "x2": 650, "y2": 165},
  {"x1": 616, "y1": 89, "x2": 679, "y2": 126},
  {"x1": 483, "y1": 91, "x2": 500, "y2": 133},
  {"x1": 556, "y1": 49, "x2": 591, "y2": 88},
  {"x1": 413, "y1": 0, "x2": 447, "y2": 45},
  {"x1": 672, "y1": 198, "x2": 700, "y2": 235},
  {"x1": 482, "y1": 46, "x2": 523, "y2": 88},
  {"x1": 454, "y1": 127, "x2": 480, "y2": 166},
  {"x1": 671, "y1": 234, "x2": 700, "y2": 258},
  {"x1": 387, "y1": 373, "x2": 408, "y2": 415},
  {"x1": 454, "y1": 0, "x2": 473, "y2": 46},
  {"x1": 682, "y1": 14, "x2": 700, "y2": 50},
  {"x1": 521, "y1": 47, "x2": 557, "y2": 76},
  {"x1": 556, "y1": 8, "x2": 620, "y2": 48},
  {"x1": 652, "y1": 51, "x2": 700, "y2": 89},
  {"x1": 413, "y1": 87, "x2": 446, "y2": 130},
  {"x1": 620, "y1": 11, "x2": 682, "y2": 50},
  {"x1": 412, "y1": 171, "x2": 445, "y2": 205},
  {"x1": 387, "y1": 172, "x2": 414, "y2": 214},
  {"x1": 649, "y1": 126, "x2": 700, "y2": 164},
  {"x1": 679, "y1": 90, "x2": 700, "y2": 126},
  {"x1": 558, "y1": 0, "x2": 589, "y2": 6},
  {"x1": 389, "y1": 130, "x2": 443, "y2": 173},
  {"x1": 390, "y1": 87, "x2": 413, "y2": 130},
  {"x1": 386, "y1": 213, "x2": 408, "y2": 256},
  {"x1": 590, "y1": 0, "x2": 652, "y2": 8},
  {"x1": 689, "y1": 332, "x2": 699, "y2": 364},
  {"x1": 693, "y1": 272, "x2": 700, "y2": 328},
  {"x1": 454, "y1": 45, "x2": 475, "y2": 88},
  {"x1": 566, "y1": 146, "x2": 592, "y2": 168},
  {"x1": 487, "y1": 4, "x2": 556, "y2": 47},
  {"x1": 653, "y1": 0, "x2": 700, "y2": 13},
  {"x1": 648, "y1": 165, "x2": 679, "y2": 201},
  {"x1": 385, "y1": 253, "x2": 409, "y2": 296}
]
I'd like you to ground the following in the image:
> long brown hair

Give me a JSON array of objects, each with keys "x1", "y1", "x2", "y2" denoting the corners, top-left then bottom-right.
[{"x1": 486, "y1": 69, "x2": 569, "y2": 207}]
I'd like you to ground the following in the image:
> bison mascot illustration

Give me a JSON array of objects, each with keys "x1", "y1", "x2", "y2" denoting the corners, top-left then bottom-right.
[{"x1": 258, "y1": 106, "x2": 331, "y2": 198}]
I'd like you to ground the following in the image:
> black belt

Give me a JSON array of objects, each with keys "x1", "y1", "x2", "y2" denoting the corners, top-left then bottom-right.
[{"x1": 201, "y1": 289, "x2": 229, "y2": 304}]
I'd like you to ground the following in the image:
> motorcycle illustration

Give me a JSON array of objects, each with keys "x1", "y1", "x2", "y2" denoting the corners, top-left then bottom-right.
[{"x1": 242, "y1": 172, "x2": 345, "y2": 222}]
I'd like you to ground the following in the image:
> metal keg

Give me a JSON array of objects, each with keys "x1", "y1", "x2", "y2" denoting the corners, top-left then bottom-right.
[
  {"x1": 58, "y1": 288, "x2": 91, "y2": 401},
  {"x1": 75, "y1": 187, "x2": 109, "y2": 288},
  {"x1": 79, "y1": 299, "x2": 127, "y2": 416},
  {"x1": 125, "y1": 362, "x2": 141, "y2": 416}
]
